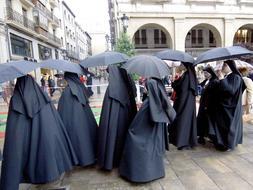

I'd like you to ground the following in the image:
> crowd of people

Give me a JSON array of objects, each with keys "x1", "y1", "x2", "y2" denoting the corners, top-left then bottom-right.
[{"x1": 0, "y1": 59, "x2": 251, "y2": 189}]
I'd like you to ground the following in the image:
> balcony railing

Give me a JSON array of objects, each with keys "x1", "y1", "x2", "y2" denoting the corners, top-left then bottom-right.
[
  {"x1": 33, "y1": 1, "x2": 54, "y2": 21},
  {"x1": 47, "y1": 32, "x2": 61, "y2": 45},
  {"x1": 36, "y1": 27, "x2": 61, "y2": 46},
  {"x1": 66, "y1": 50, "x2": 79, "y2": 60},
  {"x1": 185, "y1": 47, "x2": 213, "y2": 58},
  {"x1": 6, "y1": 7, "x2": 35, "y2": 31}
]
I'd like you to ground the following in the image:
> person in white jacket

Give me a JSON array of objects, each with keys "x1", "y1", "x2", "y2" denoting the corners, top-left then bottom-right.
[{"x1": 239, "y1": 67, "x2": 253, "y2": 114}]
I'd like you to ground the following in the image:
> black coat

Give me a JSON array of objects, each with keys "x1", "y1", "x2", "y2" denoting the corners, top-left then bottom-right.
[
  {"x1": 58, "y1": 72, "x2": 98, "y2": 167},
  {"x1": 97, "y1": 65, "x2": 137, "y2": 170},
  {"x1": 0, "y1": 75, "x2": 77, "y2": 190},
  {"x1": 119, "y1": 79, "x2": 176, "y2": 183},
  {"x1": 213, "y1": 72, "x2": 245, "y2": 149},
  {"x1": 197, "y1": 69, "x2": 219, "y2": 138},
  {"x1": 169, "y1": 65, "x2": 198, "y2": 148}
]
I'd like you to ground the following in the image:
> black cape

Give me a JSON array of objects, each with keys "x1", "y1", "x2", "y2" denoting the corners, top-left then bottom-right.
[
  {"x1": 213, "y1": 62, "x2": 246, "y2": 149},
  {"x1": 0, "y1": 75, "x2": 77, "y2": 190},
  {"x1": 169, "y1": 63, "x2": 198, "y2": 148},
  {"x1": 119, "y1": 78, "x2": 176, "y2": 183},
  {"x1": 97, "y1": 65, "x2": 137, "y2": 170},
  {"x1": 197, "y1": 67, "x2": 219, "y2": 138},
  {"x1": 58, "y1": 72, "x2": 98, "y2": 166}
]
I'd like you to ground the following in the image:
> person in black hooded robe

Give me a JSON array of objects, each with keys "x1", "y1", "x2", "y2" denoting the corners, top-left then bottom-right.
[
  {"x1": 0, "y1": 75, "x2": 77, "y2": 190},
  {"x1": 97, "y1": 64, "x2": 137, "y2": 170},
  {"x1": 169, "y1": 62, "x2": 198, "y2": 150},
  {"x1": 119, "y1": 78, "x2": 176, "y2": 183},
  {"x1": 197, "y1": 67, "x2": 219, "y2": 144},
  {"x1": 213, "y1": 60, "x2": 246, "y2": 151},
  {"x1": 58, "y1": 72, "x2": 98, "y2": 167}
]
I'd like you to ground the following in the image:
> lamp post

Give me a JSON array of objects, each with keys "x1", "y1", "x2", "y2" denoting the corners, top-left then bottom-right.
[{"x1": 121, "y1": 13, "x2": 129, "y2": 33}]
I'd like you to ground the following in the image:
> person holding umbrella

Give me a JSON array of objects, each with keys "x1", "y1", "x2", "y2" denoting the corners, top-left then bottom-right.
[
  {"x1": 169, "y1": 62, "x2": 198, "y2": 150},
  {"x1": 97, "y1": 64, "x2": 137, "y2": 170},
  {"x1": 119, "y1": 55, "x2": 176, "y2": 183},
  {"x1": 213, "y1": 60, "x2": 246, "y2": 151},
  {"x1": 197, "y1": 67, "x2": 219, "y2": 145},
  {"x1": 58, "y1": 72, "x2": 98, "y2": 167}
]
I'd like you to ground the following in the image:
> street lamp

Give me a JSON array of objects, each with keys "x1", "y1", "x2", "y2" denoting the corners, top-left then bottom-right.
[{"x1": 121, "y1": 13, "x2": 129, "y2": 33}]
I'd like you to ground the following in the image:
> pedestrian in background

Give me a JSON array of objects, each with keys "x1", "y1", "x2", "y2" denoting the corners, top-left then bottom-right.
[
  {"x1": 48, "y1": 76, "x2": 55, "y2": 97},
  {"x1": 238, "y1": 67, "x2": 253, "y2": 114}
]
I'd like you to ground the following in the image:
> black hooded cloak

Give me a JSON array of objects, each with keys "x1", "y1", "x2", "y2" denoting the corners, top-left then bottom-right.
[
  {"x1": 58, "y1": 72, "x2": 98, "y2": 166},
  {"x1": 97, "y1": 65, "x2": 137, "y2": 170},
  {"x1": 197, "y1": 67, "x2": 219, "y2": 140},
  {"x1": 169, "y1": 62, "x2": 198, "y2": 149},
  {"x1": 213, "y1": 60, "x2": 246, "y2": 150},
  {"x1": 0, "y1": 75, "x2": 77, "y2": 190},
  {"x1": 119, "y1": 78, "x2": 176, "y2": 183}
]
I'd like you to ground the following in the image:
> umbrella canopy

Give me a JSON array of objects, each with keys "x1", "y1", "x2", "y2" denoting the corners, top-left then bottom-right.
[
  {"x1": 155, "y1": 49, "x2": 195, "y2": 64},
  {"x1": 122, "y1": 55, "x2": 170, "y2": 79},
  {"x1": 80, "y1": 51, "x2": 129, "y2": 68},
  {"x1": 0, "y1": 60, "x2": 39, "y2": 83},
  {"x1": 40, "y1": 59, "x2": 83, "y2": 75},
  {"x1": 195, "y1": 46, "x2": 253, "y2": 65}
]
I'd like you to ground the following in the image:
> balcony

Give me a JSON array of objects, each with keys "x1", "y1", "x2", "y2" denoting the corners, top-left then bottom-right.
[
  {"x1": 36, "y1": 27, "x2": 61, "y2": 47},
  {"x1": 34, "y1": 16, "x2": 48, "y2": 31},
  {"x1": 5, "y1": 7, "x2": 36, "y2": 35},
  {"x1": 50, "y1": 14, "x2": 60, "y2": 27},
  {"x1": 20, "y1": 0, "x2": 34, "y2": 7},
  {"x1": 66, "y1": 50, "x2": 79, "y2": 60},
  {"x1": 49, "y1": 0, "x2": 58, "y2": 7},
  {"x1": 33, "y1": 1, "x2": 53, "y2": 21}
]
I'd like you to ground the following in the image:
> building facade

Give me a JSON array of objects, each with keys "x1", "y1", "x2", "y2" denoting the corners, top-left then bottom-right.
[{"x1": 109, "y1": 0, "x2": 253, "y2": 57}]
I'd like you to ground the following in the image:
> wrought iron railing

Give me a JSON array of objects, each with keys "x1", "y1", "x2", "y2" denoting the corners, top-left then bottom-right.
[{"x1": 6, "y1": 7, "x2": 35, "y2": 31}]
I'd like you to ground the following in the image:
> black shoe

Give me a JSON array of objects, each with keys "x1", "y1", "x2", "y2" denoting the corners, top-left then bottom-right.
[
  {"x1": 178, "y1": 146, "x2": 191, "y2": 150},
  {"x1": 198, "y1": 137, "x2": 206, "y2": 145}
]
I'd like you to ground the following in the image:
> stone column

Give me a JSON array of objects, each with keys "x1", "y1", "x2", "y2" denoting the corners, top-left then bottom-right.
[
  {"x1": 224, "y1": 17, "x2": 235, "y2": 47},
  {"x1": 174, "y1": 17, "x2": 186, "y2": 51}
]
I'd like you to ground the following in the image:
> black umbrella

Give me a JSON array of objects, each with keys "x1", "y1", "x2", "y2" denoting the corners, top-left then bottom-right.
[
  {"x1": 40, "y1": 59, "x2": 84, "y2": 75},
  {"x1": 80, "y1": 51, "x2": 129, "y2": 68},
  {"x1": 155, "y1": 49, "x2": 195, "y2": 64},
  {"x1": 122, "y1": 55, "x2": 170, "y2": 79},
  {"x1": 195, "y1": 46, "x2": 253, "y2": 65},
  {"x1": 0, "y1": 60, "x2": 39, "y2": 83}
]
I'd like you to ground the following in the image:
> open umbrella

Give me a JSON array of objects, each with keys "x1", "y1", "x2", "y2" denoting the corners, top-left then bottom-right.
[
  {"x1": 80, "y1": 51, "x2": 129, "y2": 68},
  {"x1": 122, "y1": 55, "x2": 170, "y2": 79},
  {"x1": 0, "y1": 60, "x2": 39, "y2": 83},
  {"x1": 155, "y1": 49, "x2": 195, "y2": 64},
  {"x1": 195, "y1": 46, "x2": 253, "y2": 65},
  {"x1": 40, "y1": 59, "x2": 83, "y2": 75}
]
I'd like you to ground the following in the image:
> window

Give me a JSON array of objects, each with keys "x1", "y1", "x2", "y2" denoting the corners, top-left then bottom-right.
[
  {"x1": 198, "y1": 29, "x2": 203, "y2": 44},
  {"x1": 55, "y1": 49, "x2": 59, "y2": 59},
  {"x1": 161, "y1": 31, "x2": 166, "y2": 44},
  {"x1": 38, "y1": 44, "x2": 52, "y2": 60},
  {"x1": 154, "y1": 29, "x2": 159, "y2": 44},
  {"x1": 141, "y1": 29, "x2": 147, "y2": 44},
  {"x1": 64, "y1": 10, "x2": 66, "y2": 18},
  {"x1": 10, "y1": 33, "x2": 33, "y2": 57},
  {"x1": 209, "y1": 30, "x2": 214, "y2": 44},
  {"x1": 191, "y1": 30, "x2": 196, "y2": 44},
  {"x1": 61, "y1": 37, "x2": 63, "y2": 45}
]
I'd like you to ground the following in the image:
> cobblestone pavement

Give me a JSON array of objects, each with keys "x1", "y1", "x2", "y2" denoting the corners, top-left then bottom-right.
[{"x1": 15, "y1": 123, "x2": 253, "y2": 190}]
